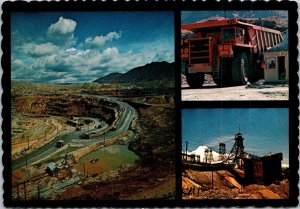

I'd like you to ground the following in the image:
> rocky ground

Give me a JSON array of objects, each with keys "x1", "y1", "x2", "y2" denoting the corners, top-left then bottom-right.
[{"x1": 182, "y1": 168, "x2": 289, "y2": 199}]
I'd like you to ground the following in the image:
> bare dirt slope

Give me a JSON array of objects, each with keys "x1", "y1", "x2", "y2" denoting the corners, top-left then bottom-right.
[{"x1": 183, "y1": 169, "x2": 289, "y2": 199}]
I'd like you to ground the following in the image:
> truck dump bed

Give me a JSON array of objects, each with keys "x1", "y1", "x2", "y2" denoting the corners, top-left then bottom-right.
[{"x1": 182, "y1": 18, "x2": 283, "y2": 53}]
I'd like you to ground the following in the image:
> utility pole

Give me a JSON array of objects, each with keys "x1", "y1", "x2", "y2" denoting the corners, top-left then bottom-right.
[
  {"x1": 25, "y1": 150, "x2": 28, "y2": 167},
  {"x1": 186, "y1": 141, "x2": 188, "y2": 161},
  {"x1": 64, "y1": 153, "x2": 68, "y2": 165},
  {"x1": 83, "y1": 163, "x2": 86, "y2": 177},
  {"x1": 17, "y1": 183, "x2": 20, "y2": 200},
  {"x1": 211, "y1": 171, "x2": 214, "y2": 189},
  {"x1": 23, "y1": 181, "x2": 27, "y2": 200},
  {"x1": 37, "y1": 186, "x2": 40, "y2": 200}
]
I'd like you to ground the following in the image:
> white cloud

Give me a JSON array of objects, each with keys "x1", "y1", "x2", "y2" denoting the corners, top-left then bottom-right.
[
  {"x1": 106, "y1": 31, "x2": 121, "y2": 40},
  {"x1": 232, "y1": 12, "x2": 240, "y2": 18},
  {"x1": 12, "y1": 59, "x2": 25, "y2": 67},
  {"x1": 47, "y1": 17, "x2": 77, "y2": 47},
  {"x1": 11, "y1": 58, "x2": 35, "y2": 81},
  {"x1": 85, "y1": 31, "x2": 121, "y2": 47},
  {"x1": 49, "y1": 76, "x2": 78, "y2": 84},
  {"x1": 65, "y1": 47, "x2": 77, "y2": 53},
  {"x1": 23, "y1": 42, "x2": 59, "y2": 57},
  {"x1": 102, "y1": 47, "x2": 119, "y2": 57},
  {"x1": 47, "y1": 16, "x2": 77, "y2": 36},
  {"x1": 83, "y1": 51, "x2": 102, "y2": 66},
  {"x1": 45, "y1": 54, "x2": 58, "y2": 67}
]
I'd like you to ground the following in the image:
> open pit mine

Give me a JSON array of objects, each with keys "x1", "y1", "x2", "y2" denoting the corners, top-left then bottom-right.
[{"x1": 11, "y1": 79, "x2": 175, "y2": 200}]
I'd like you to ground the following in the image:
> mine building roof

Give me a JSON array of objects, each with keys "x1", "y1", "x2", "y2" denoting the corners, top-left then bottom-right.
[{"x1": 47, "y1": 162, "x2": 58, "y2": 171}]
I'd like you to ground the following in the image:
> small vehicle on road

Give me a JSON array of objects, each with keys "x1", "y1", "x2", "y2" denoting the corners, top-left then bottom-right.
[
  {"x1": 90, "y1": 158, "x2": 99, "y2": 163},
  {"x1": 79, "y1": 133, "x2": 89, "y2": 139}
]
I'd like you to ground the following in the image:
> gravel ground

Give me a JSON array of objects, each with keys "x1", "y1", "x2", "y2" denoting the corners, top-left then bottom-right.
[{"x1": 181, "y1": 75, "x2": 288, "y2": 101}]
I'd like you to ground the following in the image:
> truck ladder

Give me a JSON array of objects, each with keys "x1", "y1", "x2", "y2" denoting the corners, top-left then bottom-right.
[{"x1": 212, "y1": 46, "x2": 220, "y2": 79}]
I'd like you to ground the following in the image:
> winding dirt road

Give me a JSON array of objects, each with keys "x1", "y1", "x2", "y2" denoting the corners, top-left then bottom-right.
[{"x1": 12, "y1": 96, "x2": 136, "y2": 171}]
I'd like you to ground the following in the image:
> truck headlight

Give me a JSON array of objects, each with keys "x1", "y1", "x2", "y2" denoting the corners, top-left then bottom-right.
[
  {"x1": 184, "y1": 48, "x2": 189, "y2": 54},
  {"x1": 224, "y1": 45, "x2": 229, "y2": 50},
  {"x1": 218, "y1": 45, "x2": 223, "y2": 50}
]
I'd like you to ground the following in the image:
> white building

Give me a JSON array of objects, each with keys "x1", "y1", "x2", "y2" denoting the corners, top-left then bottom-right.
[{"x1": 264, "y1": 50, "x2": 289, "y2": 83}]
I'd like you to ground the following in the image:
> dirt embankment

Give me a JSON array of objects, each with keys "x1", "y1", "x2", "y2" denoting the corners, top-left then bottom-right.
[
  {"x1": 12, "y1": 95, "x2": 119, "y2": 124},
  {"x1": 183, "y1": 169, "x2": 289, "y2": 199},
  {"x1": 72, "y1": 131, "x2": 129, "y2": 163},
  {"x1": 128, "y1": 104, "x2": 175, "y2": 164}
]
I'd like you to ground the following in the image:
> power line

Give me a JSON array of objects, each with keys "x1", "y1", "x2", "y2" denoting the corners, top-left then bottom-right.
[{"x1": 183, "y1": 138, "x2": 235, "y2": 149}]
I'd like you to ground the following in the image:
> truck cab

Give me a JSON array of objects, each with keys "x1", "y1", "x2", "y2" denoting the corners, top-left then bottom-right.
[
  {"x1": 221, "y1": 27, "x2": 245, "y2": 44},
  {"x1": 218, "y1": 27, "x2": 245, "y2": 58}
]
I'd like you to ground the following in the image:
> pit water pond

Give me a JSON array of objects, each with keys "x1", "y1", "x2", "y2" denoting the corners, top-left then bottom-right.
[{"x1": 74, "y1": 144, "x2": 139, "y2": 175}]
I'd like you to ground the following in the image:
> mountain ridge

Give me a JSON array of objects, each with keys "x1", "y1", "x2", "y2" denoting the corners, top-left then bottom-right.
[
  {"x1": 94, "y1": 61, "x2": 175, "y2": 84},
  {"x1": 181, "y1": 11, "x2": 288, "y2": 24}
]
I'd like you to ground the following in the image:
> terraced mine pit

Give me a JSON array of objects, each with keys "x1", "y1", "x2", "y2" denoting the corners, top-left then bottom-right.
[
  {"x1": 12, "y1": 95, "x2": 121, "y2": 164},
  {"x1": 11, "y1": 81, "x2": 175, "y2": 200}
]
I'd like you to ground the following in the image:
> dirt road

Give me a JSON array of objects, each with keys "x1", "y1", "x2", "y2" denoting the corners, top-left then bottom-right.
[{"x1": 181, "y1": 82, "x2": 288, "y2": 101}]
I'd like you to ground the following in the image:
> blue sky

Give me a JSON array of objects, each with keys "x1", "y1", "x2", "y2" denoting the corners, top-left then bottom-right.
[
  {"x1": 182, "y1": 108, "x2": 289, "y2": 164},
  {"x1": 11, "y1": 12, "x2": 174, "y2": 83}
]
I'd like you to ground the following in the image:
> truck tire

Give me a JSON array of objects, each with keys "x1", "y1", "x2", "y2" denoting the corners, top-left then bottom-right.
[
  {"x1": 186, "y1": 72, "x2": 204, "y2": 88},
  {"x1": 248, "y1": 54, "x2": 260, "y2": 83},
  {"x1": 232, "y1": 52, "x2": 250, "y2": 85},
  {"x1": 214, "y1": 58, "x2": 233, "y2": 87},
  {"x1": 185, "y1": 63, "x2": 204, "y2": 88},
  {"x1": 248, "y1": 54, "x2": 255, "y2": 83}
]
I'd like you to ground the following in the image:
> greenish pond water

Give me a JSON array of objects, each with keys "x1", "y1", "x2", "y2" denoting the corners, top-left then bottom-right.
[{"x1": 74, "y1": 144, "x2": 139, "y2": 175}]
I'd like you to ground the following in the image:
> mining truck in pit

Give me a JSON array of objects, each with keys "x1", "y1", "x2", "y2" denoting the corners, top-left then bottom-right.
[{"x1": 181, "y1": 18, "x2": 283, "y2": 87}]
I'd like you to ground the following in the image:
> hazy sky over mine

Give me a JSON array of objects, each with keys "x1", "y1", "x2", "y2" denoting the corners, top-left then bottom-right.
[
  {"x1": 182, "y1": 108, "x2": 289, "y2": 164},
  {"x1": 11, "y1": 12, "x2": 174, "y2": 83}
]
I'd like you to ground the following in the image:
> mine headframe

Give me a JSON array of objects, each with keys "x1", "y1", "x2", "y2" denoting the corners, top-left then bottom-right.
[
  {"x1": 225, "y1": 132, "x2": 245, "y2": 165},
  {"x1": 218, "y1": 142, "x2": 226, "y2": 161},
  {"x1": 204, "y1": 148, "x2": 214, "y2": 163}
]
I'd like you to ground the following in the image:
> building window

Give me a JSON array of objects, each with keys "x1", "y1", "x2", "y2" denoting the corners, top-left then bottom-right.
[{"x1": 267, "y1": 58, "x2": 276, "y2": 69}]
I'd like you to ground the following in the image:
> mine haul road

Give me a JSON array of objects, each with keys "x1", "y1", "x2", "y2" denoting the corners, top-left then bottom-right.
[{"x1": 12, "y1": 97, "x2": 136, "y2": 171}]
